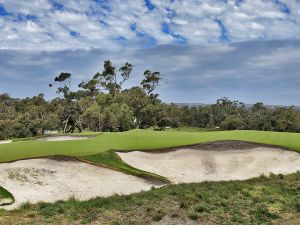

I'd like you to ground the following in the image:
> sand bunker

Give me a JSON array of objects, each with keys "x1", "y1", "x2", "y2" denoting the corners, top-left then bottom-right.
[
  {"x1": 0, "y1": 140, "x2": 12, "y2": 144},
  {"x1": 36, "y1": 136, "x2": 90, "y2": 142},
  {"x1": 0, "y1": 158, "x2": 157, "y2": 210},
  {"x1": 118, "y1": 142, "x2": 300, "y2": 184}
]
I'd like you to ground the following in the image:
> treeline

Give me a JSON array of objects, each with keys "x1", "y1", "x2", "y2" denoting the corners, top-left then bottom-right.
[
  {"x1": 1, "y1": 60, "x2": 300, "y2": 139},
  {"x1": 180, "y1": 98, "x2": 300, "y2": 132}
]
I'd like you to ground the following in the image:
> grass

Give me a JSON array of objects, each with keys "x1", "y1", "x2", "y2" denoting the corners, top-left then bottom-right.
[
  {"x1": 1, "y1": 129, "x2": 300, "y2": 164},
  {"x1": 0, "y1": 186, "x2": 14, "y2": 206},
  {"x1": 1, "y1": 129, "x2": 300, "y2": 184},
  {"x1": 1, "y1": 129, "x2": 300, "y2": 223},
  {"x1": 80, "y1": 150, "x2": 169, "y2": 183},
  {"x1": 1, "y1": 172, "x2": 300, "y2": 224}
]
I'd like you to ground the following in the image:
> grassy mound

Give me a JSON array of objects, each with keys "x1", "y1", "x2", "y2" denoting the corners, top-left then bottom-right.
[
  {"x1": 1, "y1": 172, "x2": 300, "y2": 224},
  {"x1": 0, "y1": 186, "x2": 14, "y2": 206}
]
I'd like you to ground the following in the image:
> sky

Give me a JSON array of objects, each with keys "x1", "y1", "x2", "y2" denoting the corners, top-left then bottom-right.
[{"x1": 0, "y1": 0, "x2": 300, "y2": 105}]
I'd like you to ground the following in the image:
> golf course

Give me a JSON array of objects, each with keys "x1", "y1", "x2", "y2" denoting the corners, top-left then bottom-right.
[
  {"x1": 1, "y1": 1, "x2": 300, "y2": 223},
  {"x1": 1, "y1": 129, "x2": 300, "y2": 163},
  {"x1": 1, "y1": 129, "x2": 300, "y2": 224}
]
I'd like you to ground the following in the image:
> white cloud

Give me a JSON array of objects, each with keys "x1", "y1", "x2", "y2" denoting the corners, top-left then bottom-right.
[{"x1": 0, "y1": 0, "x2": 299, "y2": 50}]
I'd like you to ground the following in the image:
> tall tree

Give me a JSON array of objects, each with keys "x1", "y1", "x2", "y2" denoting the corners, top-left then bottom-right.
[{"x1": 141, "y1": 70, "x2": 162, "y2": 97}]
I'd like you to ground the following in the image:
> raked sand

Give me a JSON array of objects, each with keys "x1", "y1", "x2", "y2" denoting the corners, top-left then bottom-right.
[
  {"x1": 0, "y1": 158, "x2": 158, "y2": 210},
  {"x1": 118, "y1": 147, "x2": 300, "y2": 184},
  {"x1": 36, "y1": 136, "x2": 90, "y2": 142}
]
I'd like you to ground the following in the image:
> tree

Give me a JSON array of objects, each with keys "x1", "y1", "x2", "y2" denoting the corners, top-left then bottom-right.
[
  {"x1": 141, "y1": 70, "x2": 162, "y2": 97},
  {"x1": 92, "y1": 61, "x2": 133, "y2": 97},
  {"x1": 220, "y1": 115, "x2": 244, "y2": 130}
]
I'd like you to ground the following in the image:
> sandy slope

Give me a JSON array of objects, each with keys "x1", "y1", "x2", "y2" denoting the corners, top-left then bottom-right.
[
  {"x1": 0, "y1": 158, "x2": 157, "y2": 210},
  {"x1": 118, "y1": 147, "x2": 300, "y2": 184}
]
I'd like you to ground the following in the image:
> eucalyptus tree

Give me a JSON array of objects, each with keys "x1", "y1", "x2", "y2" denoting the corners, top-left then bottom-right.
[{"x1": 141, "y1": 70, "x2": 162, "y2": 97}]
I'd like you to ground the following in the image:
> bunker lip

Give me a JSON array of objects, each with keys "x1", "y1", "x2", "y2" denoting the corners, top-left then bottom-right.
[
  {"x1": 117, "y1": 141, "x2": 300, "y2": 184},
  {"x1": 116, "y1": 140, "x2": 294, "y2": 154},
  {"x1": 0, "y1": 198, "x2": 14, "y2": 206},
  {"x1": 0, "y1": 157, "x2": 159, "y2": 210}
]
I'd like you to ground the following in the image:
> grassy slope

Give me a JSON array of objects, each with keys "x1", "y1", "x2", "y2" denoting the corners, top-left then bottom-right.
[
  {"x1": 1, "y1": 173, "x2": 300, "y2": 225},
  {"x1": 0, "y1": 187, "x2": 14, "y2": 205},
  {"x1": 1, "y1": 130, "x2": 300, "y2": 163},
  {"x1": 81, "y1": 151, "x2": 169, "y2": 183}
]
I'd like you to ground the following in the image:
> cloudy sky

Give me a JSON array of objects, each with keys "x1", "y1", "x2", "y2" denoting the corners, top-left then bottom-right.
[{"x1": 0, "y1": 0, "x2": 300, "y2": 105}]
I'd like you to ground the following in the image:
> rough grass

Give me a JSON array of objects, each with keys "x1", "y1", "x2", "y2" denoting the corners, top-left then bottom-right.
[
  {"x1": 1, "y1": 172, "x2": 300, "y2": 225},
  {"x1": 1, "y1": 130, "x2": 300, "y2": 163}
]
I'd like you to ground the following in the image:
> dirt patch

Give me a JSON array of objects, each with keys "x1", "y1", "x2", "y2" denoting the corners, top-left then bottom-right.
[
  {"x1": 151, "y1": 216, "x2": 201, "y2": 225},
  {"x1": 117, "y1": 142, "x2": 300, "y2": 184},
  {"x1": 36, "y1": 136, "x2": 92, "y2": 142},
  {"x1": 189, "y1": 140, "x2": 276, "y2": 151},
  {"x1": 0, "y1": 158, "x2": 159, "y2": 210}
]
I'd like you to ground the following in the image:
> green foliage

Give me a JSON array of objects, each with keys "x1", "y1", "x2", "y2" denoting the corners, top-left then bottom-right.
[
  {"x1": 2, "y1": 60, "x2": 300, "y2": 140},
  {"x1": 220, "y1": 115, "x2": 244, "y2": 130}
]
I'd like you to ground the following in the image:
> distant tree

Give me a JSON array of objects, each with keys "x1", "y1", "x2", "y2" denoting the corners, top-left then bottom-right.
[
  {"x1": 220, "y1": 115, "x2": 244, "y2": 130},
  {"x1": 49, "y1": 72, "x2": 72, "y2": 99},
  {"x1": 141, "y1": 70, "x2": 162, "y2": 97},
  {"x1": 91, "y1": 61, "x2": 133, "y2": 97}
]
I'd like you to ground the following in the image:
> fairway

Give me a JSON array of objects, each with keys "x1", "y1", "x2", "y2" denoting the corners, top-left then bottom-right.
[{"x1": 0, "y1": 130, "x2": 300, "y2": 163}]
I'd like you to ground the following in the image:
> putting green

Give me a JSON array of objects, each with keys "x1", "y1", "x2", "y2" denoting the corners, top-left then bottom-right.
[{"x1": 0, "y1": 130, "x2": 300, "y2": 163}]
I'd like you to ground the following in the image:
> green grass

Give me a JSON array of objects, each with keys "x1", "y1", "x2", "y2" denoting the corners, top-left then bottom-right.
[
  {"x1": 1, "y1": 172, "x2": 300, "y2": 224},
  {"x1": 81, "y1": 150, "x2": 169, "y2": 183},
  {"x1": 0, "y1": 186, "x2": 14, "y2": 206},
  {"x1": 1, "y1": 129, "x2": 300, "y2": 164},
  {"x1": 165, "y1": 126, "x2": 218, "y2": 132},
  {"x1": 1, "y1": 129, "x2": 300, "y2": 223}
]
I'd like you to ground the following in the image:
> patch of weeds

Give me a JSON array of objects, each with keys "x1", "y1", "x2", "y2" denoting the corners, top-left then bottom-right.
[
  {"x1": 255, "y1": 204, "x2": 280, "y2": 222},
  {"x1": 294, "y1": 201, "x2": 300, "y2": 212},
  {"x1": 146, "y1": 207, "x2": 153, "y2": 213},
  {"x1": 170, "y1": 212, "x2": 179, "y2": 218},
  {"x1": 110, "y1": 221, "x2": 121, "y2": 225},
  {"x1": 194, "y1": 204, "x2": 209, "y2": 213},
  {"x1": 151, "y1": 209, "x2": 165, "y2": 222},
  {"x1": 179, "y1": 201, "x2": 188, "y2": 209},
  {"x1": 20, "y1": 202, "x2": 32, "y2": 210},
  {"x1": 231, "y1": 215, "x2": 245, "y2": 223},
  {"x1": 187, "y1": 212, "x2": 199, "y2": 220},
  {"x1": 169, "y1": 190, "x2": 177, "y2": 195}
]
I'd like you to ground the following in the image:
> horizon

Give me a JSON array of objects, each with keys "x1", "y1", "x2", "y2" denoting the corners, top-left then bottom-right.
[{"x1": 1, "y1": 1, "x2": 300, "y2": 105}]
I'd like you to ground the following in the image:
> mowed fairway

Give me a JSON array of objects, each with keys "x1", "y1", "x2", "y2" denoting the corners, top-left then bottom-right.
[{"x1": 0, "y1": 130, "x2": 300, "y2": 163}]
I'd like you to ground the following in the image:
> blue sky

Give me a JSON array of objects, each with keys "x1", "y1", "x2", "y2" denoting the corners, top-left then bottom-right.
[{"x1": 0, "y1": 0, "x2": 300, "y2": 105}]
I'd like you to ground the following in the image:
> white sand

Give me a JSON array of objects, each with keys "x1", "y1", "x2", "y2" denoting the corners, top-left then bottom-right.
[
  {"x1": 0, "y1": 158, "x2": 157, "y2": 210},
  {"x1": 0, "y1": 140, "x2": 12, "y2": 144},
  {"x1": 36, "y1": 136, "x2": 89, "y2": 142},
  {"x1": 0, "y1": 198, "x2": 14, "y2": 206},
  {"x1": 117, "y1": 147, "x2": 300, "y2": 184}
]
